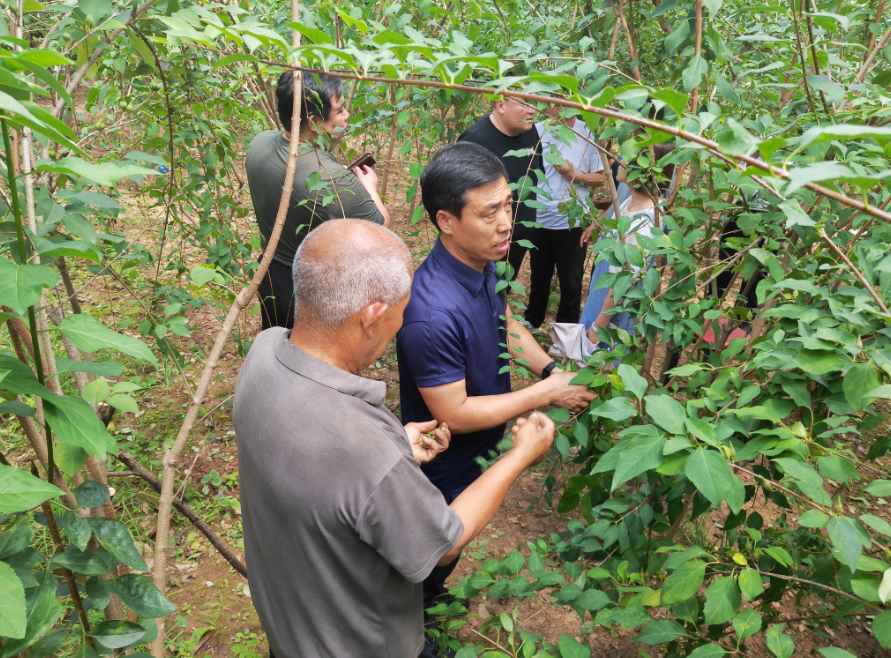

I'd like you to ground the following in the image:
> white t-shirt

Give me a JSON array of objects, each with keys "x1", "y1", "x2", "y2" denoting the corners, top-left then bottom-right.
[
  {"x1": 607, "y1": 197, "x2": 656, "y2": 278},
  {"x1": 535, "y1": 120, "x2": 604, "y2": 230}
]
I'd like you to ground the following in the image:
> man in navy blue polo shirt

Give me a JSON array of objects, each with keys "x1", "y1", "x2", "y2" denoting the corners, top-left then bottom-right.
[{"x1": 396, "y1": 142, "x2": 597, "y2": 626}]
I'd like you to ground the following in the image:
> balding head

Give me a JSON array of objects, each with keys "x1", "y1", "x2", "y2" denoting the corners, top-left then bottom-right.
[{"x1": 292, "y1": 219, "x2": 412, "y2": 329}]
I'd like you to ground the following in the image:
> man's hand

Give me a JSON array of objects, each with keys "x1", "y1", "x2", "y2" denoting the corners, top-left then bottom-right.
[
  {"x1": 404, "y1": 420, "x2": 450, "y2": 464},
  {"x1": 580, "y1": 223, "x2": 596, "y2": 247},
  {"x1": 353, "y1": 163, "x2": 379, "y2": 189},
  {"x1": 553, "y1": 161, "x2": 576, "y2": 182},
  {"x1": 545, "y1": 371, "x2": 597, "y2": 412},
  {"x1": 508, "y1": 412, "x2": 555, "y2": 466}
]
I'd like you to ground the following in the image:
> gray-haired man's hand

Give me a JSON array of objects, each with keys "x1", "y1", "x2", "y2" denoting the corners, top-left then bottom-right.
[{"x1": 404, "y1": 420, "x2": 451, "y2": 464}]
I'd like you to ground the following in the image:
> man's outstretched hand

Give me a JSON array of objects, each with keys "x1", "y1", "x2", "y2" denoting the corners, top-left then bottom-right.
[
  {"x1": 404, "y1": 420, "x2": 451, "y2": 464},
  {"x1": 509, "y1": 411, "x2": 555, "y2": 466}
]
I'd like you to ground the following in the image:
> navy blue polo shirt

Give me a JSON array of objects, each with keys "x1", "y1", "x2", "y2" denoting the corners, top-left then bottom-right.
[{"x1": 397, "y1": 238, "x2": 512, "y2": 499}]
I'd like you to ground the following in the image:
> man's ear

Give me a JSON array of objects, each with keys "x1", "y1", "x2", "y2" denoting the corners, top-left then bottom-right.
[
  {"x1": 358, "y1": 301, "x2": 389, "y2": 335},
  {"x1": 436, "y1": 210, "x2": 458, "y2": 235}
]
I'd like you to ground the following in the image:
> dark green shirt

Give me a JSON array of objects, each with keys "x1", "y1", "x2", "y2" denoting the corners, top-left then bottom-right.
[{"x1": 245, "y1": 131, "x2": 385, "y2": 267}]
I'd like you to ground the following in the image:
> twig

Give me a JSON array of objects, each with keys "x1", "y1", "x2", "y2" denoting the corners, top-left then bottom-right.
[
  {"x1": 470, "y1": 628, "x2": 518, "y2": 657},
  {"x1": 147, "y1": 11, "x2": 303, "y2": 656},
  {"x1": 116, "y1": 451, "x2": 247, "y2": 578}
]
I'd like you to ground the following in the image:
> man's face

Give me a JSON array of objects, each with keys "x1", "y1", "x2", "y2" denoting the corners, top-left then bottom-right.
[
  {"x1": 439, "y1": 177, "x2": 514, "y2": 267},
  {"x1": 499, "y1": 98, "x2": 536, "y2": 133},
  {"x1": 314, "y1": 92, "x2": 349, "y2": 141}
]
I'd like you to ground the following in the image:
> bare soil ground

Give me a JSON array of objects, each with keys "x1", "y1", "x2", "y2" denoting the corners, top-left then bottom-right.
[{"x1": 89, "y1": 148, "x2": 891, "y2": 658}]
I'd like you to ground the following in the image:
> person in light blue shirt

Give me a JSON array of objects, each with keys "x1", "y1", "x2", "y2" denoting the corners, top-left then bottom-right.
[{"x1": 524, "y1": 106, "x2": 607, "y2": 339}]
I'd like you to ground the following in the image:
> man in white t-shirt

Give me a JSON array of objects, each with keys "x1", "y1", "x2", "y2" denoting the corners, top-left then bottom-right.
[{"x1": 524, "y1": 106, "x2": 607, "y2": 344}]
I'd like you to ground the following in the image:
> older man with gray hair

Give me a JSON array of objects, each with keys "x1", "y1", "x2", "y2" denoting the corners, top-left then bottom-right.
[{"x1": 234, "y1": 218, "x2": 555, "y2": 658}]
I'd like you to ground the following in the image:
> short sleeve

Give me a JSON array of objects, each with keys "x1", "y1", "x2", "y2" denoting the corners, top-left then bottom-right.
[
  {"x1": 582, "y1": 126, "x2": 603, "y2": 174},
  {"x1": 398, "y1": 312, "x2": 466, "y2": 388},
  {"x1": 356, "y1": 453, "x2": 464, "y2": 583},
  {"x1": 320, "y1": 166, "x2": 386, "y2": 225}
]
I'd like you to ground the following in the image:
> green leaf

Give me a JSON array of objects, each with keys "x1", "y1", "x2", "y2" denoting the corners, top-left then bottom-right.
[
  {"x1": 0, "y1": 464, "x2": 63, "y2": 514},
  {"x1": 62, "y1": 510, "x2": 91, "y2": 551},
  {"x1": 54, "y1": 356, "x2": 124, "y2": 378},
  {"x1": 81, "y1": 378, "x2": 110, "y2": 404},
  {"x1": 842, "y1": 363, "x2": 882, "y2": 412},
  {"x1": 618, "y1": 364, "x2": 647, "y2": 399},
  {"x1": 60, "y1": 314, "x2": 157, "y2": 366},
  {"x1": 88, "y1": 621, "x2": 148, "y2": 649},
  {"x1": 644, "y1": 394, "x2": 686, "y2": 434},
  {"x1": 827, "y1": 516, "x2": 861, "y2": 574},
  {"x1": 703, "y1": 0, "x2": 723, "y2": 15},
  {"x1": 807, "y1": 75, "x2": 845, "y2": 105},
  {"x1": 574, "y1": 588, "x2": 611, "y2": 611},
  {"x1": 663, "y1": 19, "x2": 690, "y2": 57},
  {"x1": 107, "y1": 574, "x2": 176, "y2": 619},
  {"x1": 864, "y1": 479, "x2": 891, "y2": 496},
  {"x1": 685, "y1": 448, "x2": 733, "y2": 507},
  {"x1": 0, "y1": 400, "x2": 34, "y2": 416},
  {"x1": 717, "y1": 118, "x2": 757, "y2": 156},
  {"x1": 0, "y1": 259, "x2": 58, "y2": 315},
  {"x1": 189, "y1": 265, "x2": 216, "y2": 286},
  {"x1": 738, "y1": 569, "x2": 763, "y2": 601},
  {"x1": 682, "y1": 55, "x2": 709, "y2": 92},
  {"x1": 1, "y1": 570, "x2": 62, "y2": 656},
  {"x1": 37, "y1": 157, "x2": 161, "y2": 187},
  {"x1": 703, "y1": 576, "x2": 741, "y2": 625},
  {"x1": 106, "y1": 394, "x2": 138, "y2": 414},
  {"x1": 0, "y1": 354, "x2": 53, "y2": 398},
  {"x1": 54, "y1": 442, "x2": 89, "y2": 476},
  {"x1": 732, "y1": 608, "x2": 762, "y2": 641},
  {"x1": 874, "y1": 610, "x2": 891, "y2": 649},
  {"x1": 798, "y1": 509, "x2": 829, "y2": 528},
  {"x1": 612, "y1": 432, "x2": 665, "y2": 490},
  {"x1": 85, "y1": 576, "x2": 111, "y2": 609},
  {"x1": 44, "y1": 394, "x2": 111, "y2": 458},
  {"x1": 786, "y1": 162, "x2": 854, "y2": 195},
  {"x1": 778, "y1": 199, "x2": 815, "y2": 228},
  {"x1": 816, "y1": 455, "x2": 859, "y2": 483},
  {"x1": 660, "y1": 559, "x2": 706, "y2": 605},
  {"x1": 557, "y1": 632, "x2": 591, "y2": 658},
  {"x1": 88, "y1": 518, "x2": 149, "y2": 572},
  {"x1": 75, "y1": 481, "x2": 110, "y2": 509},
  {"x1": 687, "y1": 644, "x2": 724, "y2": 658},
  {"x1": 793, "y1": 349, "x2": 846, "y2": 375},
  {"x1": 28, "y1": 629, "x2": 68, "y2": 658},
  {"x1": 817, "y1": 650, "x2": 856, "y2": 658},
  {"x1": 51, "y1": 548, "x2": 110, "y2": 576},
  {"x1": 651, "y1": 88, "x2": 689, "y2": 117},
  {"x1": 0, "y1": 561, "x2": 26, "y2": 639},
  {"x1": 0, "y1": 517, "x2": 31, "y2": 560},
  {"x1": 859, "y1": 514, "x2": 891, "y2": 538},
  {"x1": 500, "y1": 551, "x2": 525, "y2": 577},
  {"x1": 765, "y1": 625, "x2": 795, "y2": 658},
  {"x1": 589, "y1": 397, "x2": 638, "y2": 422},
  {"x1": 636, "y1": 620, "x2": 687, "y2": 645}
]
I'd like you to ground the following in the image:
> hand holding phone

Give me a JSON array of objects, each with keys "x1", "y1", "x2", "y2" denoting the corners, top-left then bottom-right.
[{"x1": 347, "y1": 153, "x2": 376, "y2": 171}]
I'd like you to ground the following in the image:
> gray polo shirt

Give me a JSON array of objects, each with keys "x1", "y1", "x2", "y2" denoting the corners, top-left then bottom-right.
[{"x1": 233, "y1": 328, "x2": 463, "y2": 658}]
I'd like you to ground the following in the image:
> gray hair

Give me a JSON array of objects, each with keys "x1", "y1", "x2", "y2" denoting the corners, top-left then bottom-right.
[{"x1": 291, "y1": 220, "x2": 412, "y2": 328}]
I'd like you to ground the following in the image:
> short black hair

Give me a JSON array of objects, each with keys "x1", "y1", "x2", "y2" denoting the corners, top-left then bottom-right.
[
  {"x1": 420, "y1": 143, "x2": 509, "y2": 229},
  {"x1": 276, "y1": 71, "x2": 344, "y2": 130}
]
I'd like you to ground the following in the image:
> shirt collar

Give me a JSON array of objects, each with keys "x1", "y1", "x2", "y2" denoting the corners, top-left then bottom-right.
[
  {"x1": 272, "y1": 330, "x2": 386, "y2": 405},
  {"x1": 431, "y1": 238, "x2": 496, "y2": 297}
]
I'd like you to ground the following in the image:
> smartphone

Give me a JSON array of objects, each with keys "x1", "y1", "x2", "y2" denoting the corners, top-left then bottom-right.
[{"x1": 347, "y1": 153, "x2": 376, "y2": 171}]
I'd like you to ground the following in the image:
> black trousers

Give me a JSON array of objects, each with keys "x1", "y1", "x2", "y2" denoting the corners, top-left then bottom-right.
[
  {"x1": 503, "y1": 221, "x2": 536, "y2": 281},
  {"x1": 525, "y1": 227, "x2": 587, "y2": 327},
  {"x1": 257, "y1": 257, "x2": 295, "y2": 330}
]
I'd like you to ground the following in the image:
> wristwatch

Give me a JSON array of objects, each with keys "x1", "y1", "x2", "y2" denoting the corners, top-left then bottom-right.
[{"x1": 541, "y1": 361, "x2": 559, "y2": 379}]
